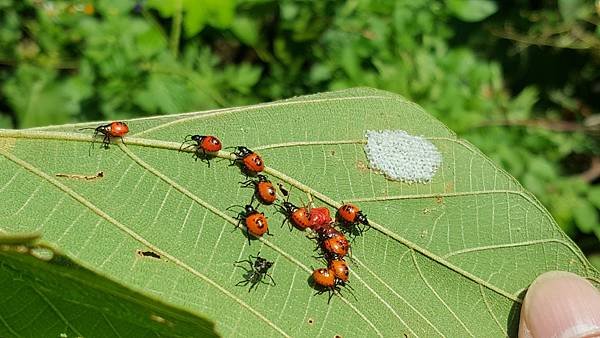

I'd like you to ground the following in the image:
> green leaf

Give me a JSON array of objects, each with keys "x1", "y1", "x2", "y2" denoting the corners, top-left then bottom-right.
[
  {"x1": 558, "y1": 0, "x2": 589, "y2": 22},
  {"x1": 0, "y1": 88, "x2": 597, "y2": 336},
  {"x1": 590, "y1": 254, "x2": 600, "y2": 271},
  {"x1": 573, "y1": 199, "x2": 599, "y2": 234},
  {"x1": 231, "y1": 16, "x2": 260, "y2": 46},
  {"x1": 0, "y1": 233, "x2": 217, "y2": 337},
  {"x1": 507, "y1": 86, "x2": 538, "y2": 120},
  {"x1": 223, "y1": 63, "x2": 262, "y2": 94},
  {"x1": 589, "y1": 187, "x2": 600, "y2": 209},
  {"x1": 1, "y1": 65, "x2": 89, "y2": 128},
  {"x1": 146, "y1": 0, "x2": 178, "y2": 17},
  {"x1": 445, "y1": 0, "x2": 498, "y2": 22},
  {"x1": 526, "y1": 156, "x2": 557, "y2": 180},
  {"x1": 182, "y1": 0, "x2": 236, "y2": 36}
]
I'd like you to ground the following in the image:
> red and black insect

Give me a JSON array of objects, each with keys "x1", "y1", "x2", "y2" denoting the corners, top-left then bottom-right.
[
  {"x1": 240, "y1": 175, "x2": 277, "y2": 205},
  {"x1": 234, "y1": 253, "x2": 275, "y2": 292},
  {"x1": 231, "y1": 146, "x2": 264, "y2": 174},
  {"x1": 315, "y1": 225, "x2": 342, "y2": 240},
  {"x1": 311, "y1": 268, "x2": 340, "y2": 303},
  {"x1": 311, "y1": 262, "x2": 355, "y2": 303},
  {"x1": 320, "y1": 232, "x2": 350, "y2": 260},
  {"x1": 337, "y1": 203, "x2": 370, "y2": 235},
  {"x1": 230, "y1": 204, "x2": 270, "y2": 243},
  {"x1": 278, "y1": 201, "x2": 311, "y2": 230},
  {"x1": 328, "y1": 259, "x2": 350, "y2": 285},
  {"x1": 180, "y1": 134, "x2": 222, "y2": 166},
  {"x1": 80, "y1": 121, "x2": 129, "y2": 149}
]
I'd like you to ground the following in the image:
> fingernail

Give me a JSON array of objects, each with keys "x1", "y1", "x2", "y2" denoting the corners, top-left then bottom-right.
[{"x1": 521, "y1": 271, "x2": 600, "y2": 338}]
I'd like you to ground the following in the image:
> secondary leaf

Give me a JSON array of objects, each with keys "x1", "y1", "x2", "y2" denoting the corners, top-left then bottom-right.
[
  {"x1": 0, "y1": 88, "x2": 597, "y2": 337},
  {"x1": 0, "y1": 233, "x2": 217, "y2": 337},
  {"x1": 445, "y1": 0, "x2": 498, "y2": 22}
]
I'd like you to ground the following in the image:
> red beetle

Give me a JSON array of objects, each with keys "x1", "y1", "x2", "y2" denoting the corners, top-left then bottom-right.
[
  {"x1": 230, "y1": 204, "x2": 270, "y2": 244},
  {"x1": 241, "y1": 175, "x2": 277, "y2": 205},
  {"x1": 80, "y1": 121, "x2": 129, "y2": 148},
  {"x1": 328, "y1": 259, "x2": 350, "y2": 284},
  {"x1": 232, "y1": 146, "x2": 264, "y2": 174},
  {"x1": 321, "y1": 233, "x2": 350, "y2": 259},
  {"x1": 337, "y1": 203, "x2": 370, "y2": 235},
  {"x1": 311, "y1": 267, "x2": 351, "y2": 303},
  {"x1": 180, "y1": 134, "x2": 222, "y2": 166},
  {"x1": 278, "y1": 202, "x2": 311, "y2": 230}
]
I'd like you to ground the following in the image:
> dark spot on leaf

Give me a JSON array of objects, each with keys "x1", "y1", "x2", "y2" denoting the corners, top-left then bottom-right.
[
  {"x1": 307, "y1": 318, "x2": 314, "y2": 325},
  {"x1": 136, "y1": 249, "x2": 161, "y2": 259},
  {"x1": 435, "y1": 196, "x2": 443, "y2": 204},
  {"x1": 334, "y1": 335, "x2": 342, "y2": 338},
  {"x1": 330, "y1": 150, "x2": 335, "y2": 156}
]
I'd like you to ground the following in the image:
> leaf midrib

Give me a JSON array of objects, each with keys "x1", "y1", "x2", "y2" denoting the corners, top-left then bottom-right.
[{"x1": 1, "y1": 130, "x2": 588, "y2": 301}]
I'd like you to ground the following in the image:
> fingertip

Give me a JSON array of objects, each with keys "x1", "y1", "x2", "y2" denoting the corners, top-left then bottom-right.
[{"x1": 520, "y1": 271, "x2": 600, "y2": 338}]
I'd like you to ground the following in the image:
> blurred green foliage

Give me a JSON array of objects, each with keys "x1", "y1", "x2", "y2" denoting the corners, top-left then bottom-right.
[{"x1": 0, "y1": 0, "x2": 598, "y2": 256}]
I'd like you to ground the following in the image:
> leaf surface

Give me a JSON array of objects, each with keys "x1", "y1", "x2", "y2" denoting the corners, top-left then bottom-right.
[
  {"x1": 0, "y1": 233, "x2": 217, "y2": 337},
  {"x1": 0, "y1": 88, "x2": 597, "y2": 337}
]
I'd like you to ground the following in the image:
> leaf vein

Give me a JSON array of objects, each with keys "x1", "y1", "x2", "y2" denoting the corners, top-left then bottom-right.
[
  {"x1": 31, "y1": 285, "x2": 83, "y2": 336},
  {"x1": 479, "y1": 285, "x2": 507, "y2": 335},
  {"x1": 0, "y1": 149, "x2": 291, "y2": 338},
  {"x1": 352, "y1": 256, "x2": 441, "y2": 337},
  {"x1": 411, "y1": 251, "x2": 474, "y2": 337}
]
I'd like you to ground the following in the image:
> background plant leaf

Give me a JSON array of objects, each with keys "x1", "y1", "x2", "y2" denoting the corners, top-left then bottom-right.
[
  {"x1": 445, "y1": 0, "x2": 498, "y2": 22},
  {"x1": 0, "y1": 233, "x2": 217, "y2": 337},
  {"x1": 0, "y1": 88, "x2": 598, "y2": 337}
]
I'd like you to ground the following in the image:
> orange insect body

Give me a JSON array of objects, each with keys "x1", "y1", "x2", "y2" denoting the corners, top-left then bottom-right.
[
  {"x1": 80, "y1": 121, "x2": 129, "y2": 149},
  {"x1": 198, "y1": 135, "x2": 222, "y2": 153},
  {"x1": 279, "y1": 202, "x2": 311, "y2": 230},
  {"x1": 337, "y1": 203, "x2": 370, "y2": 235},
  {"x1": 329, "y1": 260, "x2": 350, "y2": 283},
  {"x1": 245, "y1": 213, "x2": 269, "y2": 236},
  {"x1": 241, "y1": 175, "x2": 277, "y2": 205},
  {"x1": 257, "y1": 182, "x2": 277, "y2": 204},
  {"x1": 106, "y1": 121, "x2": 129, "y2": 137},
  {"x1": 322, "y1": 233, "x2": 350, "y2": 258},
  {"x1": 312, "y1": 268, "x2": 336, "y2": 288},
  {"x1": 291, "y1": 207, "x2": 311, "y2": 229},
  {"x1": 243, "y1": 153, "x2": 264, "y2": 172},
  {"x1": 233, "y1": 205, "x2": 270, "y2": 240},
  {"x1": 254, "y1": 175, "x2": 277, "y2": 204},
  {"x1": 233, "y1": 146, "x2": 264, "y2": 173},
  {"x1": 338, "y1": 204, "x2": 360, "y2": 223}
]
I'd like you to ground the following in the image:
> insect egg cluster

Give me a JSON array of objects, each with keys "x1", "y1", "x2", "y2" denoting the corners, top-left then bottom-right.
[{"x1": 364, "y1": 130, "x2": 441, "y2": 183}]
